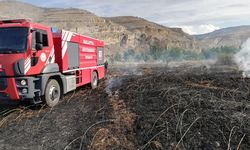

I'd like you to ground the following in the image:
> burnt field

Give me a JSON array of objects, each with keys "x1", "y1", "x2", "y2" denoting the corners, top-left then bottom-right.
[{"x1": 0, "y1": 64, "x2": 250, "y2": 150}]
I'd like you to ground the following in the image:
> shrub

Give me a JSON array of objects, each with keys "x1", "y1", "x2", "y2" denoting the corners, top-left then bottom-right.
[
  {"x1": 215, "y1": 54, "x2": 236, "y2": 66},
  {"x1": 113, "y1": 46, "x2": 240, "y2": 63},
  {"x1": 114, "y1": 52, "x2": 122, "y2": 62}
]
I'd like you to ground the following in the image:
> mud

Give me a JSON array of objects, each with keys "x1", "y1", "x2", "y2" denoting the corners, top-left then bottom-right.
[{"x1": 0, "y1": 64, "x2": 250, "y2": 150}]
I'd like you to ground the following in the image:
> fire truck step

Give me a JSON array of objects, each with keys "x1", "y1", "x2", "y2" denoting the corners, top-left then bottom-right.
[{"x1": 32, "y1": 90, "x2": 42, "y2": 104}]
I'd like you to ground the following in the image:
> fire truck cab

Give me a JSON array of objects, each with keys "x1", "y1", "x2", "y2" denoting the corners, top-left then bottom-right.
[{"x1": 0, "y1": 19, "x2": 105, "y2": 107}]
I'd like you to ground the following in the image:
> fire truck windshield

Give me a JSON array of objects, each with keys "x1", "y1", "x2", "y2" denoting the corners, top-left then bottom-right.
[{"x1": 0, "y1": 27, "x2": 28, "y2": 54}]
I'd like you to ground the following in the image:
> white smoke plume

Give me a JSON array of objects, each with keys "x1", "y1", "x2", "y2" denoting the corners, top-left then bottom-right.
[{"x1": 234, "y1": 39, "x2": 250, "y2": 77}]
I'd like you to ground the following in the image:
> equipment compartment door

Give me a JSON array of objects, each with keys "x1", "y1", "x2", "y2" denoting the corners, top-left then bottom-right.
[
  {"x1": 97, "y1": 47, "x2": 104, "y2": 65},
  {"x1": 68, "y1": 42, "x2": 79, "y2": 69}
]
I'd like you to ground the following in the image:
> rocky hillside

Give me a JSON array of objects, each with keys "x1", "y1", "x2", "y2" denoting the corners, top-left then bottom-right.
[
  {"x1": 0, "y1": 0, "x2": 198, "y2": 55},
  {"x1": 106, "y1": 16, "x2": 197, "y2": 51},
  {"x1": 0, "y1": 0, "x2": 127, "y2": 53},
  {"x1": 195, "y1": 26, "x2": 250, "y2": 49}
]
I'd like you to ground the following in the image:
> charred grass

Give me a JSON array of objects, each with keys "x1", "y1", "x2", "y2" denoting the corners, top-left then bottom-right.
[
  {"x1": 107, "y1": 65, "x2": 250, "y2": 150},
  {"x1": 0, "y1": 64, "x2": 250, "y2": 150}
]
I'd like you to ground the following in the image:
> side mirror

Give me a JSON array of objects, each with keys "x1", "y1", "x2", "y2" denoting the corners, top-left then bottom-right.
[
  {"x1": 35, "y1": 32, "x2": 43, "y2": 44},
  {"x1": 35, "y1": 43, "x2": 43, "y2": 51}
]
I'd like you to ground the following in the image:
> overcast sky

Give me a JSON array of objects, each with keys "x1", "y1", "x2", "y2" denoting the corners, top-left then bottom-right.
[{"x1": 20, "y1": 0, "x2": 250, "y2": 35}]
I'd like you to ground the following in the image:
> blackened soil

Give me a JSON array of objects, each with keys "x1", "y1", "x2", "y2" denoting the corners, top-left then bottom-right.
[{"x1": 0, "y1": 65, "x2": 250, "y2": 150}]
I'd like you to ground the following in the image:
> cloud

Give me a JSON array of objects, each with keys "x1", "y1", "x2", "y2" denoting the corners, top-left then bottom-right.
[
  {"x1": 177, "y1": 24, "x2": 220, "y2": 35},
  {"x1": 19, "y1": 0, "x2": 250, "y2": 34}
]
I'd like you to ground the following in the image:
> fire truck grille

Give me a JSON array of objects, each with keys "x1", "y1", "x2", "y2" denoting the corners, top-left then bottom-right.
[{"x1": 0, "y1": 71, "x2": 7, "y2": 90}]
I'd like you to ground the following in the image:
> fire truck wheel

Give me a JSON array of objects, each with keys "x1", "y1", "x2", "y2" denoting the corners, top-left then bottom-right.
[
  {"x1": 44, "y1": 79, "x2": 61, "y2": 107},
  {"x1": 91, "y1": 71, "x2": 98, "y2": 89}
]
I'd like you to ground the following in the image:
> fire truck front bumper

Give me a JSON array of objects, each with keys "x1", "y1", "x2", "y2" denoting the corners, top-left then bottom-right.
[
  {"x1": 0, "y1": 77, "x2": 38, "y2": 101},
  {"x1": 0, "y1": 78, "x2": 20, "y2": 101}
]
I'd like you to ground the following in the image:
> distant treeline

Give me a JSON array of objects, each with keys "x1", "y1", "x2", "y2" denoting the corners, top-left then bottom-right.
[{"x1": 111, "y1": 46, "x2": 240, "y2": 63}]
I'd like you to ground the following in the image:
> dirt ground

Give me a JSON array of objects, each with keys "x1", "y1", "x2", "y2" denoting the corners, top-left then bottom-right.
[{"x1": 0, "y1": 63, "x2": 250, "y2": 150}]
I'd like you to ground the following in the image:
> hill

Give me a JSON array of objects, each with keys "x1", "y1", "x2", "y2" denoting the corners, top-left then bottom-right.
[
  {"x1": 195, "y1": 26, "x2": 250, "y2": 49},
  {"x1": 106, "y1": 16, "x2": 197, "y2": 51},
  {"x1": 0, "y1": 0, "x2": 197, "y2": 55}
]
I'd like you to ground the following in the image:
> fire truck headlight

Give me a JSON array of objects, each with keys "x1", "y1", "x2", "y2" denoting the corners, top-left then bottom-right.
[
  {"x1": 22, "y1": 88, "x2": 28, "y2": 94},
  {"x1": 20, "y1": 80, "x2": 27, "y2": 86}
]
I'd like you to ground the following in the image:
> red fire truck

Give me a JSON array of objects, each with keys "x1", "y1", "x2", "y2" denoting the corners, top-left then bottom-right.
[{"x1": 0, "y1": 19, "x2": 105, "y2": 107}]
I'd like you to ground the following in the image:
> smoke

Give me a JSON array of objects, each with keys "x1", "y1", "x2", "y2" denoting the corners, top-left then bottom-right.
[
  {"x1": 234, "y1": 39, "x2": 250, "y2": 77},
  {"x1": 105, "y1": 77, "x2": 120, "y2": 96}
]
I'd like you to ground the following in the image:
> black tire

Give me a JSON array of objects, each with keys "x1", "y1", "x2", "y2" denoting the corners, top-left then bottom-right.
[
  {"x1": 44, "y1": 79, "x2": 61, "y2": 107},
  {"x1": 91, "y1": 71, "x2": 98, "y2": 89}
]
